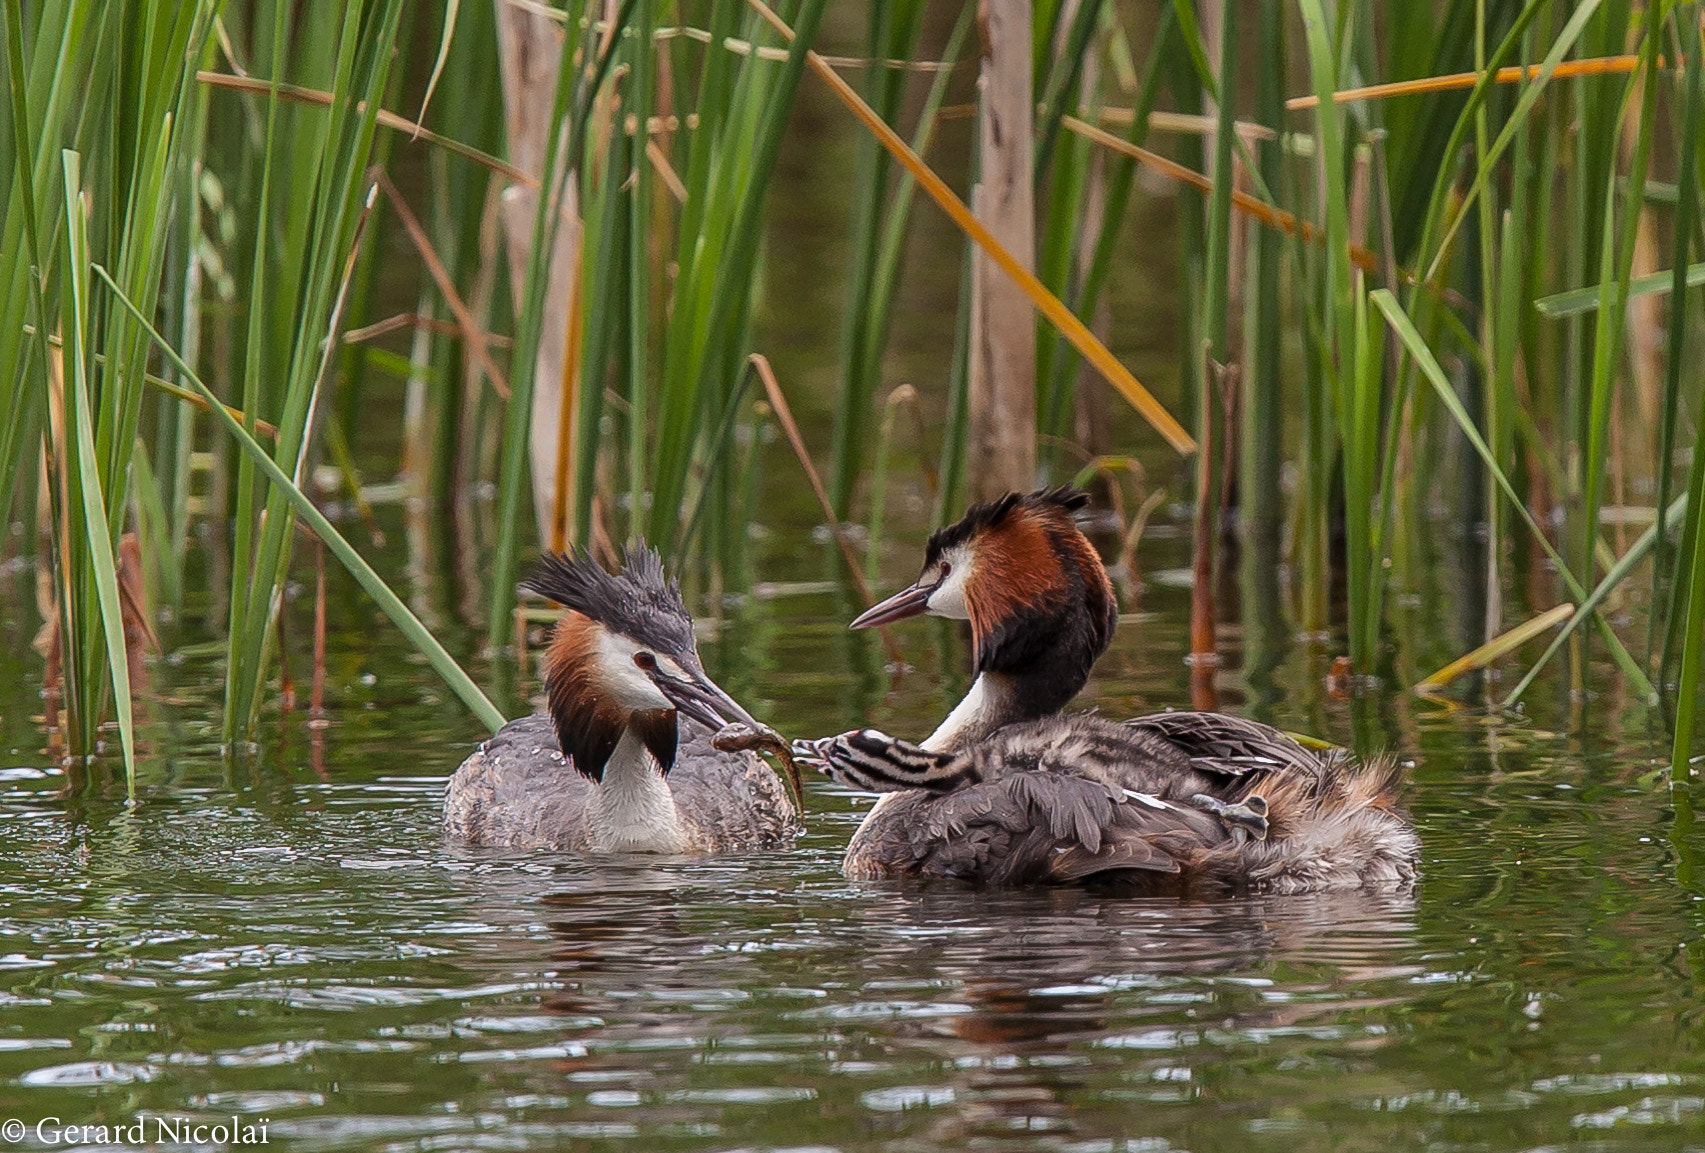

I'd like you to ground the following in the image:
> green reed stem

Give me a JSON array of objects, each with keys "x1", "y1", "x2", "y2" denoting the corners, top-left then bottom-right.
[
  {"x1": 62, "y1": 153, "x2": 136, "y2": 792},
  {"x1": 1373, "y1": 287, "x2": 1656, "y2": 702},
  {"x1": 98, "y1": 263, "x2": 505, "y2": 732},
  {"x1": 1659, "y1": 5, "x2": 1705, "y2": 689},
  {"x1": 1580, "y1": 8, "x2": 1660, "y2": 614},
  {"x1": 827, "y1": 0, "x2": 927, "y2": 518},
  {"x1": 1506, "y1": 492, "x2": 1688, "y2": 708}
]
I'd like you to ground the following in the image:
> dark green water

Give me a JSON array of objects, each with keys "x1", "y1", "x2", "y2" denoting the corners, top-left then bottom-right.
[{"x1": 4, "y1": 500, "x2": 1705, "y2": 1153}]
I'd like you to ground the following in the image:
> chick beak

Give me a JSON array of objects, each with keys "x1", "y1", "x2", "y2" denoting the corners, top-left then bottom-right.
[
  {"x1": 651, "y1": 664, "x2": 761, "y2": 731},
  {"x1": 849, "y1": 581, "x2": 934, "y2": 630}
]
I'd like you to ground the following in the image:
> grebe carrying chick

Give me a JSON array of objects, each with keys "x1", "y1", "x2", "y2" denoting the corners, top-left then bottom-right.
[
  {"x1": 445, "y1": 546, "x2": 801, "y2": 854},
  {"x1": 799, "y1": 487, "x2": 1419, "y2": 893}
]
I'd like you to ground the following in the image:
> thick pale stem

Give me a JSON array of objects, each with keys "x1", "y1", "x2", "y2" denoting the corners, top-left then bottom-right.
[
  {"x1": 968, "y1": 0, "x2": 1036, "y2": 500},
  {"x1": 496, "y1": 2, "x2": 583, "y2": 551}
]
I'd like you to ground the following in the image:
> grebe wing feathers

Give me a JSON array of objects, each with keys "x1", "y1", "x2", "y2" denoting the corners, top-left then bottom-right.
[
  {"x1": 444, "y1": 713, "x2": 593, "y2": 849},
  {"x1": 825, "y1": 714, "x2": 1417, "y2": 890},
  {"x1": 1119, "y1": 711, "x2": 1331, "y2": 784},
  {"x1": 808, "y1": 716, "x2": 1260, "y2": 809},
  {"x1": 844, "y1": 772, "x2": 1234, "y2": 885},
  {"x1": 665, "y1": 720, "x2": 802, "y2": 851}
]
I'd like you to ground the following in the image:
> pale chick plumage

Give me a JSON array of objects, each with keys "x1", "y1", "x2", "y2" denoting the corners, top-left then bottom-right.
[
  {"x1": 444, "y1": 546, "x2": 800, "y2": 854},
  {"x1": 802, "y1": 487, "x2": 1419, "y2": 893}
]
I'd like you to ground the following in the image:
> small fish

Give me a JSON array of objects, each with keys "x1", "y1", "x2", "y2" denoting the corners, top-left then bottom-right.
[{"x1": 713, "y1": 722, "x2": 806, "y2": 816}]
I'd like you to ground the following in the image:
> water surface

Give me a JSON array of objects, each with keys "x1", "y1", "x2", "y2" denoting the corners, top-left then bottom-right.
[
  {"x1": 3, "y1": 37, "x2": 1703, "y2": 1142},
  {"x1": 3, "y1": 520, "x2": 1704, "y2": 1152}
]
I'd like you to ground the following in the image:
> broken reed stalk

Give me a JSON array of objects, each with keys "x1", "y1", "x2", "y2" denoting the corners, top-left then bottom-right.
[
  {"x1": 1416, "y1": 603, "x2": 1575, "y2": 695},
  {"x1": 23, "y1": 330, "x2": 288, "y2": 436},
  {"x1": 966, "y1": 0, "x2": 1036, "y2": 500},
  {"x1": 197, "y1": 71, "x2": 533, "y2": 186},
  {"x1": 276, "y1": 598, "x2": 295, "y2": 712},
  {"x1": 1284, "y1": 53, "x2": 1667, "y2": 111},
  {"x1": 866, "y1": 383, "x2": 920, "y2": 588},
  {"x1": 375, "y1": 168, "x2": 511, "y2": 400},
  {"x1": 549, "y1": 209, "x2": 585, "y2": 555},
  {"x1": 1060, "y1": 115, "x2": 1381, "y2": 273},
  {"x1": 312, "y1": 537, "x2": 328, "y2": 719}
]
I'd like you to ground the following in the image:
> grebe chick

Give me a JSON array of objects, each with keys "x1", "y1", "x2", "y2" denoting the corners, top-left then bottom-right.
[
  {"x1": 445, "y1": 546, "x2": 800, "y2": 854},
  {"x1": 802, "y1": 488, "x2": 1418, "y2": 892}
]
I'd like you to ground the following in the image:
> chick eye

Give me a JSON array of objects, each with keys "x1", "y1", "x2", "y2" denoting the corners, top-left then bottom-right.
[
  {"x1": 939, "y1": 562, "x2": 952, "y2": 580},
  {"x1": 633, "y1": 651, "x2": 657, "y2": 671}
]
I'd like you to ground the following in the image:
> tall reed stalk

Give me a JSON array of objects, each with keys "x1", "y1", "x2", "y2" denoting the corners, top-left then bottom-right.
[{"x1": 12, "y1": 0, "x2": 1705, "y2": 786}]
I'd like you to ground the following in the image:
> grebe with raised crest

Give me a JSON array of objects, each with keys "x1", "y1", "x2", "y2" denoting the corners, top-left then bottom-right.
[
  {"x1": 798, "y1": 488, "x2": 1418, "y2": 892},
  {"x1": 445, "y1": 546, "x2": 800, "y2": 854}
]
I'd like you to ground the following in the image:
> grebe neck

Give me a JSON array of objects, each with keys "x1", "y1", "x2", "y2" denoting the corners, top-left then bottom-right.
[
  {"x1": 922, "y1": 646, "x2": 1099, "y2": 753},
  {"x1": 584, "y1": 727, "x2": 689, "y2": 852},
  {"x1": 921, "y1": 674, "x2": 1018, "y2": 751}
]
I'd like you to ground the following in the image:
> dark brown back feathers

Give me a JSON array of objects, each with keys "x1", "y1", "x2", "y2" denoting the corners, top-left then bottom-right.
[{"x1": 838, "y1": 713, "x2": 1418, "y2": 892}]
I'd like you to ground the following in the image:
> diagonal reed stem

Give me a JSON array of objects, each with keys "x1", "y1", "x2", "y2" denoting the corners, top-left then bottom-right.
[
  {"x1": 749, "y1": 354, "x2": 904, "y2": 666},
  {"x1": 97, "y1": 263, "x2": 507, "y2": 733},
  {"x1": 744, "y1": 0, "x2": 1196, "y2": 457}
]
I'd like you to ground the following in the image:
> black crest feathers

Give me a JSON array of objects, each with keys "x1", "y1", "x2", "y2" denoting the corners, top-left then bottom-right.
[
  {"x1": 525, "y1": 543, "x2": 696, "y2": 656},
  {"x1": 922, "y1": 486, "x2": 1090, "y2": 568}
]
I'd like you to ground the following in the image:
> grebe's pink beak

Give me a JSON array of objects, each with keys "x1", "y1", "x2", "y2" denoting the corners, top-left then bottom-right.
[{"x1": 850, "y1": 581, "x2": 934, "y2": 629}]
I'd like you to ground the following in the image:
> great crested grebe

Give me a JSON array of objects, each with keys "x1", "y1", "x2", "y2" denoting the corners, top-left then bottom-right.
[
  {"x1": 798, "y1": 487, "x2": 1419, "y2": 892},
  {"x1": 444, "y1": 546, "x2": 800, "y2": 854}
]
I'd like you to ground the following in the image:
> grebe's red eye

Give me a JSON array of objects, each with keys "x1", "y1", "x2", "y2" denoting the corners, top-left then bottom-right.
[{"x1": 633, "y1": 651, "x2": 657, "y2": 670}]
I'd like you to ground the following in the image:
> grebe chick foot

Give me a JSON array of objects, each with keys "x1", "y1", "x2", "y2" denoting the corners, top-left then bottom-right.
[{"x1": 1188, "y1": 792, "x2": 1270, "y2": 842}]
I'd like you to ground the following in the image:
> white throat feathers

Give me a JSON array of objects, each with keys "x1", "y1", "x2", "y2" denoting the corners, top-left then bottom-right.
[
  {"x1": 922, "y1": 673, "x2": 1017, "y2": 752},
  {"x1": 584, "y1": 726, "x2": 690, "y2": 852}
]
